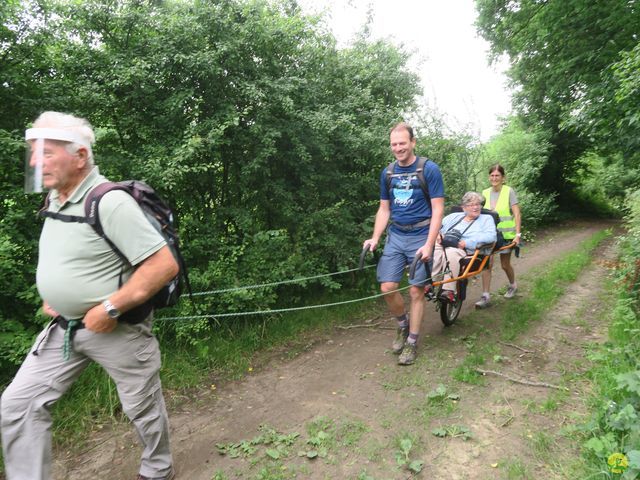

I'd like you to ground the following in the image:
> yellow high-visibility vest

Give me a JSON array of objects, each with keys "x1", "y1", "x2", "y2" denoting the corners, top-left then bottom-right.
[{"x1": 483, "y1": 186, "x2": 516, "y2": 240}]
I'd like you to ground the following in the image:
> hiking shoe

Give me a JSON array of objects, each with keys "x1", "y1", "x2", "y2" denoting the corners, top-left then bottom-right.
[
  {"x1": 136, "y1": 469, "x2": 175, "y2": 480},
  {"x1": 475, "y1": 295, "x2": 490, "y2": 309},
  {"x1": 504, "y1": 285, "x2": 517, "y2": 299},
  {"x1": 398, "y1": 342, "x2": 417, "y2": 365},
  {"x1": 392, "y1": 327, "x2": 409, "y2": 354},
  {"x1": 440, "y1": 290, "x2": 456, "y2": 303}
]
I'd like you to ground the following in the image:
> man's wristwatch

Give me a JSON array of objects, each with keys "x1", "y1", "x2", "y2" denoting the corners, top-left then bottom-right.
[
  {"x1": 102, "y1": 300, "x2": 121, "y2": 319},
  {"x1": 515, "y1": 233, "x2": 522, "y2": 238}
]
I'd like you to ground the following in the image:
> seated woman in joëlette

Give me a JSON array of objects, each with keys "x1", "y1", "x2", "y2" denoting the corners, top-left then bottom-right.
[{"x1": 432, "y1": 191, "x2": 497, "y2": 302}]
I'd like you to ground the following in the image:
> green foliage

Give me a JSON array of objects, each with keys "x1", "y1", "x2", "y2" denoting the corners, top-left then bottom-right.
[
  {"x1": 394, "y1": 435, "x2": 424, "y2": 474},
  {"x1": 499, "y1": 229, "x2": 611, "y2": 341},
  {"x1": 452, "y1": 352, "x2": 485, "y2": 384},
  {"x1": 213, "y1": 416, "x2": 368, "y2": 477},
  {"x1": 576, "y1": 188, "x2": 640, "y2": 478},
  {"x1": 617, "y1": 189, "x2": 640, "y2": 303},
  {"x1": 0, "y1": 0, "x2": 421, "y2": 386},
  {"x1": 216, "y1": 425, "x2": 300, "y2": 459},
  {"x1": 425, "y1": 383, "x2": 460, "y2": 403},
  {"x1": 481, "y1": 117, "x2": 556, "y2": 228},
  {"x1": 416, "y1": 112, "x2": 558, "y2": 231},
  {"x1": 475, "y1": 0, "x2": 640, "y2": 207},
  {"x1": 431, "y1": 424, "x2": 472, "y2": 441},
  {"x1": 568, "y1": 152, "x2": 633, "y2": 216},
  {"x1": 416, "y1": 116, "x2": 484, "y2": 204}
]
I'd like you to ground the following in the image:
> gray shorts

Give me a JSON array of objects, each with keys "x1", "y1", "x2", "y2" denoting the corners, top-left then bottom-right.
[{"x1": 376, "y1": 230, "x2": 432, "y2": 286}]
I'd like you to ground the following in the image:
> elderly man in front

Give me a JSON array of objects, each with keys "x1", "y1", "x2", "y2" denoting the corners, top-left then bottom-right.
[{"x1": 1, "y1": 111, "x2": 178, "y2": 480}]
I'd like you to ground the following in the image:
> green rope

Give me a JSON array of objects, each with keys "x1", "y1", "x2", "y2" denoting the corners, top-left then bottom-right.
[
  {"x1": 157, "y1": 284, "x2": 414, "y2": 321},
  {"x1": 191, "y1": 264, "x2": 375, "y2": 297},
  {"x1": 62, "y1": 319, "x2": 80, "y2": 361}
]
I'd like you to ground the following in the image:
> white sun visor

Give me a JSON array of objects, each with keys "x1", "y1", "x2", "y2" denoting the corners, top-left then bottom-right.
[{"x1": 24, "y1": 127, "x2": 92, "y2": 194}]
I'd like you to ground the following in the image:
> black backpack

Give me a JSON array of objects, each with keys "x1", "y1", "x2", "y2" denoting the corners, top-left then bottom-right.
[{"x1": 40, "y1": 180, "x2": 191, "y2": 321}]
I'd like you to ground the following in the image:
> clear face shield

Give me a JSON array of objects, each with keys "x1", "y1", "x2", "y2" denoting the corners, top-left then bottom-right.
[
  {"x1": 24, "y1": 136, "x2": 44, "y2": 193},
  {"x1": 24, "y1": 127, "x2": 91, "y2": 194}
]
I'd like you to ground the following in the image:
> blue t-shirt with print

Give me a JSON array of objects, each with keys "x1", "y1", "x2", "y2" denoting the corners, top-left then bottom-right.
[{"x1": 379, "y1": 157, "x2": 445, "y2": 235}]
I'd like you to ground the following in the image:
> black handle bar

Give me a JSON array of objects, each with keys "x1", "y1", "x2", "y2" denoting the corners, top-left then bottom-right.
[
  {"x1": 359, "y1": 244, "x2": 383, "y2": 271},
  {"x1": 408, "y1": 251, "x2": 423, "y2": 280},
  {"x1": 359, "y1": 245, "x2": 371, "y2": 271}
]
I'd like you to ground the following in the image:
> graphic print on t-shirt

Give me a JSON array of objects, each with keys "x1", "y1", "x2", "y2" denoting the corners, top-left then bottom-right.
[{"x1": 392, "y1": 176, "x2": 417, "y2": 207}]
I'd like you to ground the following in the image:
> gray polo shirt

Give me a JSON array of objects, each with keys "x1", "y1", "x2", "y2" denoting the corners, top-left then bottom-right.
[{"x1": 36, "y1": 167, "x2": 166, "y2": 319}]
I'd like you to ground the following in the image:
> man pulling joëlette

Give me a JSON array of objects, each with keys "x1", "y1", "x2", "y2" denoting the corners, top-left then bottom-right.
[{"x1": 363, "y1": 122, "x2": 444, "y2": 366}]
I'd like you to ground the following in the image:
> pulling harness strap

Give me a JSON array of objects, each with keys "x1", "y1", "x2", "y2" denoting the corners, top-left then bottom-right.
[
  {"x1": 61, "y1": 318, "x2": 83, "y2": 361},
  {"x1": 385, "y1": 156, "x2": 430, "y2": 201},
  {"x1": 31, "y1": 315, "x2": 85, "y2": 361},
  {"x1": 392, "y1": 218, "x2": 431, "y2": 231},
  {"x1": 386, "y1": 157, "x2": 432, "y2": 233}
]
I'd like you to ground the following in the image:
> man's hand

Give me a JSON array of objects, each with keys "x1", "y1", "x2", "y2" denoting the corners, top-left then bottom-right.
[
  {"x1": 42, "y1": 302, "x2": 58, "y2": 318},
  {"x1": 363, "y1": 238, "x2": 378, "y2": 252},
  {"x1": 83, "y1": 303, "x2": 118, "y2": 333},
  {"x1": 415, "y1": 243, "x2": 434, "y2": 262}
]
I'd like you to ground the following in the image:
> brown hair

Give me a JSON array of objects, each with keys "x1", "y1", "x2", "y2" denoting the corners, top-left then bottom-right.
[
  {"x1": 390, "y1": 122, "x2": 414, "y2": 140},
  {"x1": 488, "y1": 163, "x2": 506, "y2": 176}
]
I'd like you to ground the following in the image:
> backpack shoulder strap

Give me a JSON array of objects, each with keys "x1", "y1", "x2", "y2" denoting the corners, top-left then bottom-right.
[
  {"x1": 414, "y1": 156, "x2": 430, "y2": 200},
  {"x1": 84, "y1": 181, "x2": 132, "y2": 264},
  {"x1": 384, "y1": 160, "x2": 397, "y2": 195},
  {"x1": 38, "y1": 192, "x2": 92, "y2": 224}
]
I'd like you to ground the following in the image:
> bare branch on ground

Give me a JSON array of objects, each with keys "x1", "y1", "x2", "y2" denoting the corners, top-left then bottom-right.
[
  {"x1": 498, "y1": 341, "x2": 534, "y2": 353},
  {"x1": 336, "y1": 322, "x2": 382, "y2": 330},
  {"x1": 475, "y1": 368, "x2": 568, "y2": 390}
]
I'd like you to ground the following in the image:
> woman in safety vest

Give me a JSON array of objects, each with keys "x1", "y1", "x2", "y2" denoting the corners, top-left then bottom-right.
[{"x1": 475, "y1": 164, "x2": 522, "y2": 308}]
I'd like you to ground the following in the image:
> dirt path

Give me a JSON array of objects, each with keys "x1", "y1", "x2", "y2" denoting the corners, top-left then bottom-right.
[{"x1": 54, "y1": 219, "x2": 618, "y2": 480}]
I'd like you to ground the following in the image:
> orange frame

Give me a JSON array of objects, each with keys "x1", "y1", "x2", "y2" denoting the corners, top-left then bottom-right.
[{"x1": 432, "y1": 241, "x2": 517, "y2": 288}]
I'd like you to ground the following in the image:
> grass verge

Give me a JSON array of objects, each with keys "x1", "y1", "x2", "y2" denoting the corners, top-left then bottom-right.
[{"x1": 569, "y1": 197, "x2": 640, "y2": 479}]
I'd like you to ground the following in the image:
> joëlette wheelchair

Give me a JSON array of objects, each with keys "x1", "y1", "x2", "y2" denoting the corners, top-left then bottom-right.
[{"x1": 360, "y1": 207, "x2": 517, "y2": 327}]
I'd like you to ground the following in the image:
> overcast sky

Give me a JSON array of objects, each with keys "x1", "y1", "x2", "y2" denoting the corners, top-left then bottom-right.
[{"x1": 297, "y1": 0, "x2": 513, "y2": 141}]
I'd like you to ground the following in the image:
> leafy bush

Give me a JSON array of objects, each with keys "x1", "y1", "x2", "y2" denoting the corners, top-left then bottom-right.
[
  {"x1": 0, "y1": 0, "x2": 421, "y2": 386},
  {"x1": 579, "y1": 188, "x2": 640, "y2": 479}
]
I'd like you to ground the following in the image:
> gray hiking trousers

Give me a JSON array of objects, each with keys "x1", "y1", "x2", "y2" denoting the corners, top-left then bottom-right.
[{"x1": 0, "y1": 317, "x2": 173, "y2": 480}]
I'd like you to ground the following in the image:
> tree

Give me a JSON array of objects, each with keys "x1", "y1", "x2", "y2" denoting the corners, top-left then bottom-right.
[
  {"x1": 475, "y1": 0, "x2": 640, "y2": 205},
  {"x1": 482, "y1": 116, "x2": 555, "y2": 227},
  {"x1": 0, "y1": 0, "x2": 422, "y2": 376}
]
